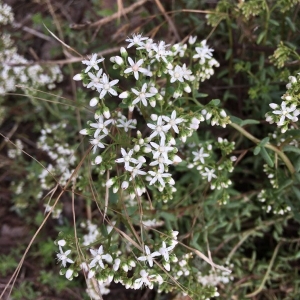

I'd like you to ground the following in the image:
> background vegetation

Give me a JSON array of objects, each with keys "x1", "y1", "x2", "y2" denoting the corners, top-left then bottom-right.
[{"x1": 1, "y1": 0, "x2": 300, "y2": 299}]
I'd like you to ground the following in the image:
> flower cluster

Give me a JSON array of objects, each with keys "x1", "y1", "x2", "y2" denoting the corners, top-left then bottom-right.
[
  {"x1": 266, "y1": 74, "x2": 300, "y2": 133},
  {"x1": 0, "y1": 1, "x2": 63, "y2": 96},
  {"x1": 65, "y1": 33, "x2": 231, "y2": 298}
]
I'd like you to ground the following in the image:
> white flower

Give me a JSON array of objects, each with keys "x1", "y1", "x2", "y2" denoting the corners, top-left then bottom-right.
[
  {"x1": 89, "y1": 245, "x2": 113, "y2": 269},
  {"x1": 87, "y1": 69, "x2": 103, "y2": 89},
  {"x1": 147, "y1": 116, "x2": 170, "y2": 141},
  {"x1": 115, "y1": 148, "x2": 139, "y2": 169},
  {"x1": 152, "y1": 41, "x2": 171, "y2": 63},
  {"x1": 147, "y1": 169, "x2": 172, "y2": 187},
  {"x1": 82, "y1": 54, "x2": 104, "y2": 73},
  {"x1": 192, "y1": 147, "x2": 209, "y2": 164},
  {"x1": 137, "y1": 245, "x2": 161, "y2": 267},
  {"x1": 137, "y1": 38, "x2": 155, "y2": 51},
  {"x1": 124, "y1": 57, "x2": 148, "y2": 80},
  {"x1": 150, "y1": 139, "x2": 174, "y2": 161},
  {"x1": 201, "y1": 167, "x2": 217, "y2": 182},
  {"x1": 193, "y1": 40, "x2": 214, "y2": 64},
  {"x1": 169, "y1": 65, "x2": 184, "y2": 83},
  {"x1": 90, "y1": 115, "x2": 112, "y2": 137},
  {"x1": 159, "y1": 241, "x2": 175, "y2": 262},
  {"x1": 134, "y1": 269, "x2": 156, "y2": 289},
  {"x1": 98, "y1": 73, "x2": 119, "y2": 99},
  {"x1": 126, "y1": 164, "x2": 147, "y2": 180},
  {"x1": 126, "y1": 33, "x2": 148, "y2": 48},
  {"x1": 117, "y1": 118, "x2": 137, "y2": 132},
  {"x1": 271, "y1": 101, "x2": 298, "y2": 125},
  {"x1": 56, "y1": 246, "x2": 74, "y2": 267},
  {"x1": 90, "y1": 135, "x2": 106, "y2": 154},
  {"x1": 149, "y1": 155, "x2": 173, "y2": 172},
  {"x1": 162, "y1": 110, "x2": 184, "y2": 134},
  {"x1": 131, "y1": 83, "x2": 157, "y2": 106}
]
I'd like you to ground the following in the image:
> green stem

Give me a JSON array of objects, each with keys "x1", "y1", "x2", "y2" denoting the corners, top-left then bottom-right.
[{"x1": 230, "y1": 122, "x2": 295, "y2": 174}]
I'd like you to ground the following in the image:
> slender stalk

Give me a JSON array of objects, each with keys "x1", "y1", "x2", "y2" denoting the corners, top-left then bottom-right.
[{"x1": 230, "y1": 122, "x2": 295, "y2": 174}]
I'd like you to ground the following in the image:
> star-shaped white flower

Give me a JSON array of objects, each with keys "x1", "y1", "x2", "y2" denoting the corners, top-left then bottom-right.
[
  {"x1": 90, "y1": 134, "x2": 106, "y2": 154},
  {"x1": 117, "y1": 118, "x2": 137, "y2": 132},
  {"x1": 124, "y1": 57, "x2": 148, "y2": 80},
  {"x1": 159, "y1": 241, "x2": 176, "y2": 262},
  {"x1": 90, "y1": 115, "x2": 112, "y2": 137},
  {"x1": 271, "y1": 101, "x2": 299, "y2": 125},
  {"x1": 56, "y1": 246, "x2": 74, "y2": 267},
  {"x1": 134, "y1": 269, "x2": 156, "y2": 289},
  {"x1": 147, "y1": 116, "x2": 170, "y2": 141},
  {"x1": 89, "y1": 245, "x2": 113, "y2": 269},
  {"x1": 87, "y1": 69, "x2": 103, "y2": 89},
  {"x1": 169, "y1": 65, "x2": 184, "y2": 83},
  {"x1": 147, "y1": 169, "x2": 172, "y2": 187},
  {"x1": 150, "y1": 139, "x2": 174, "y2": 161},
  {"x1": 162, "y1": 110, "x2": 184, "y2": 134},
  {"x1": 126, "y1": 33, "x2": 148, "y2": 48},
  {"x1": 82, "y1": 54, "x2": 104, "y2": 73},
  {"x1": 193, "y1": 40, "x2": 214, "y2": 64},
  {"x1": 98, "y1": 73, "x2": 119, "y2": 99},
  {"x1": 137, "y1": 245, "x2": 161, "y2": 267},
  {"x1": 131, "y1": 83, "x2": 156, "y2": 106},
  {"x1": 152, "y1": 41, "x2": 171, "y2": 63},
  {"x1": 201, "y1": 167, "x2": 217, "y2": 182},
  {"x1": 192, "y1": 147, "x2": 209, "y2": 164},
  {"x1": 115, "y1": 148, "x2": 139, "y2": 169}
]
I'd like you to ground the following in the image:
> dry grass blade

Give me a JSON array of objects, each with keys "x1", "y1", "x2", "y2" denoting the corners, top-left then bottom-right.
[
  {"x1": 154, "y1": 0, "x2": 180, "y2": 41},
  {"x1": 76, "y1": 0, "x2": 149, "y2": 29},
  {"x1": 0, "y1": 143, "x2": 92, "y2": 299}
]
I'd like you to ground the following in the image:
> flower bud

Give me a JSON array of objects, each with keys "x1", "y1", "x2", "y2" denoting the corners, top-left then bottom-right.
[
  {"x1": 121, "y1": 181, "x2": 129, "y2": 190},
  {"x1": 220, "y1": 109, "x2": 227, "y2": 118},
  {"x1": 79, "y1": 129, "x2": 89, "y2": 135},
  {"x1": 95, "y1": 155, "x2": 102, "y2": 164},
  {"x1": 134, "y1": 145, "x2": 140, "y2": 152},
  {"x1": 119, "y1": 91, "x2": 129, "y2": 99},
  {"x1": 90, "y1": 97, "x2": 98, "y2": 107},
  {"x1": 151, "y1": 114, "x2": 158, "y2": 121},
  {"x1": 114, "y1": 55, "x2": 124, "y2": 65},
  {"x1": 103, "y1": 107, "x2": 111, "y2": 119},
  {"x1": 120, "y1": 47, "x2": 128, "y2": 58},
  {"x1": 188, "y1": 35, "x2": 197, "y2": 45},
  {"x1": 73, "y1": 73, "x2": 83, "y2": 81}
]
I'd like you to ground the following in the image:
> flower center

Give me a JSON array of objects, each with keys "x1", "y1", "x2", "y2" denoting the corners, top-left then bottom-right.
[
  {"x1": 104, "y1": 84, "x2": 110, "y2": 90},
  {"x1": 132, "y1": 64, "x2": 139, "y2": 72}
]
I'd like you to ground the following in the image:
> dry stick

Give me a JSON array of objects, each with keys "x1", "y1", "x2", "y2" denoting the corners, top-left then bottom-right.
[
  {"x1": 0, "y1": 144, "x2": 91, "y2": 300},
  {"x1": 154, "y1": 0, "x2": 180, "y2": 41}
]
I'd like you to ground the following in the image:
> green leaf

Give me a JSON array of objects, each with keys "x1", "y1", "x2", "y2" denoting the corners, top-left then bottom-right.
[
  {"x1": 225, "y1": 48, "x2": 232, "y2": 60},
  {"x1": 254, "y1": 146, "x2": 261, "y2": 155},
  {"x1": 208, "y1": 99, "x2": 220, "y2": 106},
  {"x1": 259, "y1": 137, "x2": 270, "y2": 147},
  {"x1": 230, "y1": 115, "x2": 242, "y2": 125},
  {"x1": 159, "y1": 211, "x2": 177, "y2": 222},
  {"x1": 257, "y1": 31, "x2": 266, "y2": 45},
  {"x1": 260, "y1": 147, "x2": 274, "y2": 167},
  {"x1": 195, "y1": 92, "x2": 208, "y2": 98},
  {"x1": 283, "y1": 145, "x2": 300, "y2": 155},
  {"x1": 285, "y1": 16, "x2": 296, "y2": 32},
  {"x1": 240, "y1": 119, "x2": 260, "y2": 126}
]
